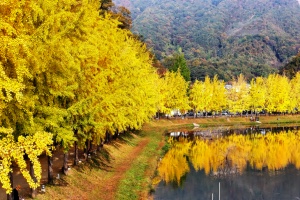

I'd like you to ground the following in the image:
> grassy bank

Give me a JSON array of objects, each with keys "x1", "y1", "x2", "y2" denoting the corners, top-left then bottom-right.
[
  {"x1": 35, "y1": 130, "x2": 164, "y2": 200},
  {"x1": 115, "y1": 130, "x2": 163, "y2": 200},
  {"x1": 148, "y1": 114, "x2": 300, "y2": 129},
  {"x1": 34, "y1": 114, "x2": 300, "y2": 200}
]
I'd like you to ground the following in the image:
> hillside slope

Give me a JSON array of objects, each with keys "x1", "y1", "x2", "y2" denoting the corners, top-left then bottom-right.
[{"x1": 115, "y1": 0, "x2": 300, "y2": 81}]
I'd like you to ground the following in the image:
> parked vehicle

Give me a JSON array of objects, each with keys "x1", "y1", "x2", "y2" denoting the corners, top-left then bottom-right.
[{"x1": 221, "y1": 111, "x2": 228, "y2": 116}]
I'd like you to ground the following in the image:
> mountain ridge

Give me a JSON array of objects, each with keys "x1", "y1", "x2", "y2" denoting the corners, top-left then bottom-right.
[{"x1": 115, "y1": 0, "x2": 300, "y2": 81}]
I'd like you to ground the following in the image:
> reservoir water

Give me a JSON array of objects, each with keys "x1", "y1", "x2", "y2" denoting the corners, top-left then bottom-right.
[
  {"x1": 154, "y1": 164, "x2": 300, "y2": 200},
  {"x1": 154, "y1": 126, "x2": 300, "y2": 200}
]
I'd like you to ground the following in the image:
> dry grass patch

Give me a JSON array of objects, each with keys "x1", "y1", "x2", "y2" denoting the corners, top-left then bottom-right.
[{"x1": 36, "y1": 133, "x2": 150, "y2": 200}]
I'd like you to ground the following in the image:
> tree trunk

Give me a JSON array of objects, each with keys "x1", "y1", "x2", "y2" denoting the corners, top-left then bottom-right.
[
  {"x1": 62, "y1": 152, "x2": 69, "y2": 175},
  {"x1": 7, "y1": 171, "x2": 13, "y2": 200},
  {"x1": 97, "y1": 144, "x2": 101, "y2": 152},
  {"x1": 84, "y1": 139, "x2": 89, "y2": 154},
  {"x1": 74, "y1": 141, "x2": 79, "y2": 165},
  {"x1": 73, "y1": 129, "x2": 79, "y2": 165},
  {"x1": 108, "y1": 132, "x2": 111, "y2": 143},
  {"x1": 30, "y1": 162, "x2": 37, "y2": 198},
  {"x1": 105, "y1": 131, "x2": 111, "y2": 143},
  {"x1": 89, "y1": 140, "x2": 93, "y2": 153},
  {"x1": 48, "y1": 155, "x2": 53, "y2": 184},
  {"x1": 113, "y1": 129, "x2": 119, "y2": 140},
  {"x1": 86, "y1": 140, "x2": 93, "y2": 160},
  {"x1": 84, "y1": 140, "x2": 91, "y2": 161},
  {"x1": 97, "y1": 138, "x2": 103, "y2": 152}
]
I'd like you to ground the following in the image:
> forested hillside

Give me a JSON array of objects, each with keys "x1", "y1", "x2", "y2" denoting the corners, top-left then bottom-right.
[
  {"x1": 114, "y1": 0, "x2": 300, "y2": 81},
  {"x1": 279, "y1": 53, "x2": 300, "y2": 79}
]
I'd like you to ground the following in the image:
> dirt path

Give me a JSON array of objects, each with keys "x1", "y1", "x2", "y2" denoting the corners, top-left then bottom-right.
[{"x1": 97, "y1": 138, "x2": 150, "y2": 200}]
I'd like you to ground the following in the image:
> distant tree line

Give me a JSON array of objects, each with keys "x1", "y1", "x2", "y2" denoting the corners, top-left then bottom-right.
[{"x1": 184, "y1": 73, "x2": 300, "y2": 116}]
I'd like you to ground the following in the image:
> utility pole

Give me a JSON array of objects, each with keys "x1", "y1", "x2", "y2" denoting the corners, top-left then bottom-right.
[{"x1": 219, "y1": 182, "x2": 221, "y2": 200}]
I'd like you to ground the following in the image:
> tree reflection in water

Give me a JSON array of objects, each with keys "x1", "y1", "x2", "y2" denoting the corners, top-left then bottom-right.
[{"x1": 158, "y1": 131, "x2": 300, "y2": 185}]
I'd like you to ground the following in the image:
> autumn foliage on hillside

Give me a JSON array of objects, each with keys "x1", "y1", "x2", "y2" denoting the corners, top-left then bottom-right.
[{"x1": 115, "y1": 0, "x2": 300, "y2": 81}]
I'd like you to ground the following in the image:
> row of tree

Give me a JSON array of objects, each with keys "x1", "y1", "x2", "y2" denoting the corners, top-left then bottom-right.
[{"x1": 188, "y1": 73, "x2": 300, "y2": 115}]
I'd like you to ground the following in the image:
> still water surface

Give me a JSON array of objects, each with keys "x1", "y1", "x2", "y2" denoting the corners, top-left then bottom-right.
[
  {"x1": 154, "y1": 126, "x2": 300, "y2": 200},
  {"x1": 154, "y1": 165, "x2": 300, "y2": 200}
]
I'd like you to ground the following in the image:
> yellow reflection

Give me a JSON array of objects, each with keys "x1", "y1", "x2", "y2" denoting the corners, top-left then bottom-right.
[
  {"x1": 158, "y1": 137, "x2": 191, "y2": 185},
  {"x1": 158, "y1": 130, "x2": 300, "y2": 185}
]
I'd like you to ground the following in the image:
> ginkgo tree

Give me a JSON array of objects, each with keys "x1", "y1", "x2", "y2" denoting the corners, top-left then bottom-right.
[
  {"x1": 289, "y1": 72, "x2": 300, "y2": 113},
  {"x1": 0, "y1": 129, "x2": 52, "y2": 195},
  {"x1": 209, "y1": 75, "x2": 227, "y2": 113},
  {"x1": 28, "y1": 0, "x2": 109, "y2": 176},
  {"x1": 30, "y1": 0, "x2": 161, "y2": 174},
  {"x1": 157, "y1": 70, "x2": 190, "y2": 117},
  {"x1": 0, "y1": 0, "x2": 56, "y2": 196},
  {"x1": 189, "y1": 75, "x2": 226, "y2": 116},
  {"x1": 227, "y1": 74, "x2": 250, "y2": 114},
  {"x1": 75, "y1": 13, "x2": 160, "y2": 145},
  {"x1": 265, "y1": 74, "x2": 291, "y2": 113},
  {"x1": 189, "y1": 80, "x2": 204, "y2": 116},
  {"x1": 249, "y1": 77, "x2": 266, "y2": 114}
]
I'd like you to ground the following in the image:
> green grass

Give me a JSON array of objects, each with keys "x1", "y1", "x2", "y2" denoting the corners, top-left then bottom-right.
[{"x1": 115, "y1": 130, "x2": 163, "y2": 200}]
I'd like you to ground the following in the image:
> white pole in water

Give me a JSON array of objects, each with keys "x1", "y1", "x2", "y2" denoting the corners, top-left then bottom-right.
[
  {"x1": 219, "y1": 182, "x2": 221, "y2": 200},
  {"x1": 212, "y1": 193, "x2": 213, "y2": 200}
]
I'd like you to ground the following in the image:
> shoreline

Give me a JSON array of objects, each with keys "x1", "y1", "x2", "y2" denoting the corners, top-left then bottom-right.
[
  {"x1": 146, "y1": 114, "x2": 300, "y2": 129},
  {"x1": 25, "y1": 115, "x2": 300, "y2": 199}
]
